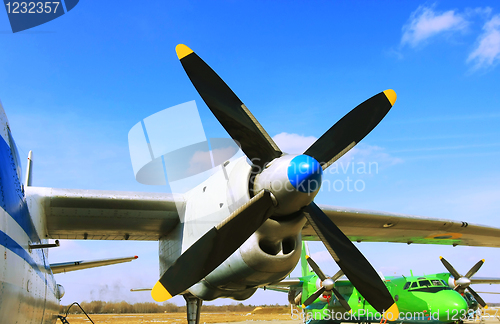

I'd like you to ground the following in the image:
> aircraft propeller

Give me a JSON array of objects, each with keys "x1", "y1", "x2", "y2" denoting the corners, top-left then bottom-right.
[
  {"x1": 302, "y1": 255, "x2": 350, "y2": 311},
  {"x1": 152, "y1": 44, "x2": 399, "y2": 319},
  {"x1": 440, "y1": 257, "x2": 488, "y2": 308}
]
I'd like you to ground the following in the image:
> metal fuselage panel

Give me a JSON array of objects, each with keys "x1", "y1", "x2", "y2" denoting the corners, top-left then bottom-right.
[{"x1": 0, "y1": 116, "x2": 59, "y2": 324}]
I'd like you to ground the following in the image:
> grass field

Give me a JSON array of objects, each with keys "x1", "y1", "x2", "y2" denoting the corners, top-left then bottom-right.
[{"x1": 62, "y1": 312, "x2": 293, "y2": 323}]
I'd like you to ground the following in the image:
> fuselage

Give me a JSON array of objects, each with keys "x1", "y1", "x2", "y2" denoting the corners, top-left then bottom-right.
[
  {"x1": 301, "y1": 274, "x2": 468, "y2": 324},
  {"x1": 0, "y1": 107, "x2": 59, "y2": 323}
]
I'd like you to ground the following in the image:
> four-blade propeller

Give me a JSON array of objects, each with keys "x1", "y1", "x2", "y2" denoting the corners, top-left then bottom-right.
[
  {"x1": 302, "y1": 255, "x2": 350, "y2": 311},
  {"x1": 440, "y1": 256, "x2": 488, "y2": 308},
  {"x1": 152, "y1": 44, "x2": 399, "y2": 318}
]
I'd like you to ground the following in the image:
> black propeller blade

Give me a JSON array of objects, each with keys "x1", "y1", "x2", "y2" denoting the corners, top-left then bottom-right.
[
  {"x1": 303, "y1": 255, "x2": 350, "y2": 311},
  {"x1": 465, "y1": 260, "x2": 484, "y2": 279},
  {"x1": 439, "y1": 257, "x2": 488, "y2": 308},
  {"x1": 467, "y1": 286, "x2": 487, "y2": 308},
  {"x1": 302, "y1": 287, "x2": 326, "y2": 307},
  {"x1": 152, "y1": 190, "x2": 275, "y2": 301},
  {"x1": 303, "y1": 203, "x2": 398, "y2": 317},
  {"x1": 305, "y1": 255, "x2": 327, "y2": 280},
  {"x1": 304, "y1": 90, "x2": 396, "y2": 170},
  {"x1": 175, "y1": 44, "x2": 281, "y2": 170},
  {"x1": 440, "y1": 256, "x2": 462, "y2": 279}
]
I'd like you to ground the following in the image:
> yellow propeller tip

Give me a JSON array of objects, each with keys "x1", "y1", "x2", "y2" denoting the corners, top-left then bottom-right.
[
  {"x1": 176, "y1": 44, "x2": 194, "y2": 60},
  {"x1": 301, "y1": 304, "x2": 306, "y2": 308},
  {"x1": 439, "y1": 256, "x2": 443, "y2": 259},
  {"x1": 383, "y1": 89, "x2": 397, "y2": 106},
  {"x1": 482, "y1": 259, "x2": 485, "y2": 262},
  {"x1": 484, "y1": 305, "x2": 488, "y2": 309},
  {"x1": 305, "y1": 255, "x2": 310, "y2": 259},
  {"x1": 383, "y1": 303, "x2": 399, "y2": 321},
  {"x1": 151, "y1": 281, "x2": 173, "y2": 302}
]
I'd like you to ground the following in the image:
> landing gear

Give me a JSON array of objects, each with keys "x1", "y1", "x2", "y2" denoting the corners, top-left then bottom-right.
[{"x1": 184, "y1": 294, "x2": 203, "y2": 324}]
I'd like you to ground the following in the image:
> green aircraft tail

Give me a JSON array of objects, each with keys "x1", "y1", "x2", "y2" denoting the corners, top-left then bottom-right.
[{"x1": 301, "y1": 241, "x2": 314, "y2": 277}]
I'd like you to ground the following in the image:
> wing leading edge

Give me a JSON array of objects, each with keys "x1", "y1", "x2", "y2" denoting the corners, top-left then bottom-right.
[
  {"x1": 26, "y1": 187, "x2": 184, "y2": 241},
  {"x1": 303, "y1": 205, "x2": 500, "y2": 247}
]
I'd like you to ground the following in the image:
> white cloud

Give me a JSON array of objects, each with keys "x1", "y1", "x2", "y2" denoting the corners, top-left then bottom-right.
[
  {"x1": 335, "y1": 143, "x2": 403, "y2": 170},
  {"x1": 401, "y1": 5, "x2": 468, "y2": 47},
  {"x1": 467, "y1": 14, "x2": 500, "y2": 70},
  {"x1": 272, "y1": 132, "x2": 317, "y2": 154}
]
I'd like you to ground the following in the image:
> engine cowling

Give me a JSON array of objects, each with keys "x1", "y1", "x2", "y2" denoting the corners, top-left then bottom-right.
[{"x1": 188, "y1": 211, "x2": 306, "y2": 300}]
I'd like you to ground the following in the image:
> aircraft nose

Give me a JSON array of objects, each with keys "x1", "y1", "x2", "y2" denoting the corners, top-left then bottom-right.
[
  {"x1": 428, "y1": 292, "x2": 468, "y2": 321},
  {"x1": 287, "y1": 155, "x2": 323, "y2": 193}
]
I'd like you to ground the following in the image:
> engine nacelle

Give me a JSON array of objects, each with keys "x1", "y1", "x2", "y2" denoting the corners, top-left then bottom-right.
[{"x1": 188, "y1": 212, "x2": 306, "y2": 300}]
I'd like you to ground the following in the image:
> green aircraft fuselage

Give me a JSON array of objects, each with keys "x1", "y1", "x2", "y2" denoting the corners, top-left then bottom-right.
[{"x1": 300, "y1": 273, "x2": 469, "y2": 323}]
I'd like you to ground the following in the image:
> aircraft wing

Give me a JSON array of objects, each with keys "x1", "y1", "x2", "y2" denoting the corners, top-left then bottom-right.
[
  {"x1": 50, "y1": 256, "x2": 138, "y2": 274},
  {"x1": 26, "y1": 187, "x2": 184, "y2": 240},
  {"x1": 267, "y1": 278, "x2": 302, "y2": 287},
  {"x1": 302, "y1": 205, "x2": 500, "y2": 247},
  {"x1": 471, "y1": 277, "x2": 500, "y2": 284},
  {"x1": 263, "y1": 277, "x2": 303, "y2": 293}
]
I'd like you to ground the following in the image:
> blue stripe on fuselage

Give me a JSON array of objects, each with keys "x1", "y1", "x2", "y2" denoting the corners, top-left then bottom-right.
[
  {"x1": 0, "y1": 229, "x2": 55, "y2": 294},
  {"x1": 0, "y1": 131, "x2": 39, "y2": 242},
  {"x1": 0, "y1": 131, "x2": 56, "y2": 294},
  {"x1": 0, "y1": 230, "x2": 45, "y2": 279}
]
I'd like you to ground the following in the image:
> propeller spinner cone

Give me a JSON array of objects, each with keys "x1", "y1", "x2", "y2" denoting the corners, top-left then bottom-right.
[{"x1": 287, "y1": 155, "x2": 323, "y2": 193}]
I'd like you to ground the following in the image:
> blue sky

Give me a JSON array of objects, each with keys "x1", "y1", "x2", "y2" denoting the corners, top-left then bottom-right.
[{"x1": 1, "y1": 0, "x2": 500, "y2": 306}]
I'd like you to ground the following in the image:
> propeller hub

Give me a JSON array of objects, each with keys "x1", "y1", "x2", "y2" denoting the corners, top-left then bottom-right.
[
  {"x1": 253, "y1": 155, "x2": 322, "y2": 215},
  {"x1": 455, "y1": 277, "x2": 471, "y2": 287},
  {"x1": 287, "y1": 155, "x2": 323, "y2": 193},
  {"x1": 322, "y1": 278, "x2": 335, "y2": 291}
]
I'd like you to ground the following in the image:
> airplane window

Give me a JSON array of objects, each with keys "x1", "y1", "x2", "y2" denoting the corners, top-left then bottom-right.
[
  {"x1": 410, "y1": 282, "x2": 418, "y2": 288},
  {"x1": 418, "y1": 280, "x2": 431, "y2": 287},
  {"x1": 403, "y1": 282, "x2": 411, "y2": 290},
  {"x1": 431, "y1": 280, "x2": 444, "y2": 286}
]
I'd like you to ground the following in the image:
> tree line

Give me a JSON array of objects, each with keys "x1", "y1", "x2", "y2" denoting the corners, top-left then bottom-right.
[{"x1": 61, "y1": 301, "x2": 285, "y2": 314}]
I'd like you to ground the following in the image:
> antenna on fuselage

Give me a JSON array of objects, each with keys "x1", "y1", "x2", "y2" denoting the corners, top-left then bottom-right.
[{"x1": 24, "y1": 150, "x2": 33, "y2": 187}]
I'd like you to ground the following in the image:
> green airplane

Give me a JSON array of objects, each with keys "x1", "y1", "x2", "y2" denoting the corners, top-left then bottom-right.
[{"x1": 268, "y1": 243, "x2": 498, "y2": 324}]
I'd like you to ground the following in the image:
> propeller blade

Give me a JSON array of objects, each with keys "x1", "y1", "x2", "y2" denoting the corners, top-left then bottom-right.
[
  {"x1": 331, "y1": 269, "x2": 344, "y2": 282},
  {"x1": 467, "y1": 286, "x2": 488, "y2": 308},
  {"x1": 304, "y1": 90, "x2": 396, "y2": 170},
  {"x1": 465, "y1": 259, "x2": 484, "y2": 279},
  {"x1": 305, "y1": 255, "x2": 327, "y2": 281},
  {"x1": 302, "y1": 287, "x2": 325, "y2": 307},
  {"x1": 331, "y1": 287, "x2": 351, "y2": 311},
  {"x1": 439, "y1": 256, "x2": 462, "y2": 280},
  {"x1": 151, "y1": 190, "x2": 275, "y2": 302},
  {"x1": 303, "y1": 202, "x2": 398, "y2": 319},
  {"x1": 176, "y1": 44, "x2": 281, "y2": 169}
]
